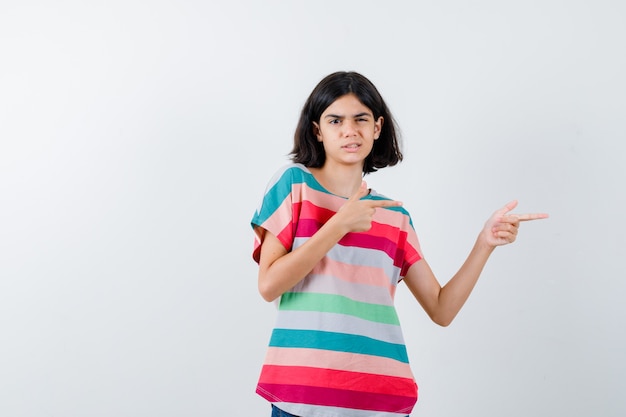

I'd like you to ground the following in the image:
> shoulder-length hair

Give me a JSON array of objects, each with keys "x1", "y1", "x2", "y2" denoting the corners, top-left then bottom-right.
[{"x1": 290, "y1": 71, "x2": 403, "y2": 174}]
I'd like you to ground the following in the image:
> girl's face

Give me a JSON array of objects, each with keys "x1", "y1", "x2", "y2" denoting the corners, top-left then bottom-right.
[{"x1": 313, "y1": 93, "x2": 383, "y2": 169}]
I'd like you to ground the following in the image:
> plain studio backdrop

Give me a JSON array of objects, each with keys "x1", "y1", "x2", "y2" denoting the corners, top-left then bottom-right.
[{"x1": 1, "y1": 1, "x2": 625, "y2": 416}]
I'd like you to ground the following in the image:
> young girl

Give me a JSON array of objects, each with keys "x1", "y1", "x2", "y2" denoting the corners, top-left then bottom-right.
[{"x1": 250, "y1": 71, "x2": 548, "y2": 417}]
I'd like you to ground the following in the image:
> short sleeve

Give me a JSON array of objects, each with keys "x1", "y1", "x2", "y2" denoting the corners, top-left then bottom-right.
[
  {"x1": 250, "y1": 165, "x2": 297, "y2": 263},
  {"x1": 399, "y1": 224, "x2": 423, "y2": 277}
]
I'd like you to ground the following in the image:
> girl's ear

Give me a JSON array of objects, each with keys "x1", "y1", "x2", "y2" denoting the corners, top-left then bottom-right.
[
  {"x1": 312, "y1": 121, "x2": 322, "y2": 141},
  {"x1": 374, "y1": 116, "x2": 384, "y2": 139}
]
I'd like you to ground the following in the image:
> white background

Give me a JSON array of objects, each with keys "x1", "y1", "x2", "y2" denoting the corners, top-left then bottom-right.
[{"x1": 1, "y1": 1, "x2": 625, "y2": 416}]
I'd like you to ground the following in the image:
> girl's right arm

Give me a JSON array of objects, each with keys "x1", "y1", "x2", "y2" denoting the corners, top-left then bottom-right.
[
  {"x1": 257, "y1": 182, "x2": 401, "y2": 302},
  {"x1": 257, "y1": 222, "x2": 347, "y2": 302}
]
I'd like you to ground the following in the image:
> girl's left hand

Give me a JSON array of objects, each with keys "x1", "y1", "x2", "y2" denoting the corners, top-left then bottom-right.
[{"x1": 481, "y1": 200, "x2": 549, "y2": 247}]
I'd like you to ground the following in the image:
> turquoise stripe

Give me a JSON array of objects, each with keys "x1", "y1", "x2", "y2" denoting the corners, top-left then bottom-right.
[
  {"x1": 269, "y1": 328, "x2": 409, "y2": 363},
  {"x1": 252, "y1": 166, "x2": 325, "y2": 226}
]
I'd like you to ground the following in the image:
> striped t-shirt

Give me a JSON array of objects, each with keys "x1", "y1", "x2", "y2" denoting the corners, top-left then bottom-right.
[{"x1": 251, "y1": 163, "x2": 423, "y2": 417}]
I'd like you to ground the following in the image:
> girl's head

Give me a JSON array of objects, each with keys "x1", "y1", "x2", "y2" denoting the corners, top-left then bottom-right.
[{"x1": 290, "y1": 71, "x2": 402, "y2": 174}]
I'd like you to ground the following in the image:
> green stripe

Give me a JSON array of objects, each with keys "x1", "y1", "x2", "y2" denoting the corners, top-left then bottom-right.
[
  {"x1": 269, "y1": 328, "x2": 409, "y2": 363},
  {"x1": 279, "y1": 292, "x2": 400, "y2": 325}
]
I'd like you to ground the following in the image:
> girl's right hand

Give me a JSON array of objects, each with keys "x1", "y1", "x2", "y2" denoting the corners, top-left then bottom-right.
[{"x1": 333, "y1": 181, "x2": 402, "y2": 233}]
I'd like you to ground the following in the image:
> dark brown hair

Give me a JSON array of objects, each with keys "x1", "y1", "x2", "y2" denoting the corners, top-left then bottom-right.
[{"x1": 290, "y1": 71, "x2": 403, "y2": 174}]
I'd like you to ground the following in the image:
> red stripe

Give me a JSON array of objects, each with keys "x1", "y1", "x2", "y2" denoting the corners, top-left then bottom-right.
[
  {"x1": 258, "y1": 365, "x2": 417, "y2": 397},
  {"x1": 340, "y1": 232, "x2": 403, "y2": 266},
  {"x1": 295, "y1": 201, "x2": 414, "y2": 240},
  {"x1": 257, "y1": 382, "x2": 417, "y2": 413},
  {"x1": 298, "y1": 200, "x2": 334, "y2": 224},
  {"x1": 295, "y1": 219, "x2": 401, "y2": 262}
]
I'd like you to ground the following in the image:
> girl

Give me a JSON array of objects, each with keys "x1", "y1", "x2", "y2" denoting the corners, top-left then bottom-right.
[{"x1": 251, "y1": 71, "x2": 547, "y2": 417}]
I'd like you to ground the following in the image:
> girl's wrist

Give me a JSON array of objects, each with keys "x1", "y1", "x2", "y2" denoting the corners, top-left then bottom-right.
[{"x1": 475, "y1": 231, "x2": 497, "y2": 253}]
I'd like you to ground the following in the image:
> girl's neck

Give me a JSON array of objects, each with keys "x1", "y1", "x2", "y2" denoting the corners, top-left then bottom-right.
[{"x1": 309, "y1": 164, "x2": 365, "y2": 198}]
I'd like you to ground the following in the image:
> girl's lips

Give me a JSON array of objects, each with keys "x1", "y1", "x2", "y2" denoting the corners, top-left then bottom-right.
[{"x1": 342, "y1": 143, "x2": 361, "y2": 150}]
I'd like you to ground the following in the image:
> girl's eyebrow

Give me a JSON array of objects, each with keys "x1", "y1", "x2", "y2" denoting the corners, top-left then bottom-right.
[{"x1": 324, "y1": 112, "x2": 372, "y2": 119}]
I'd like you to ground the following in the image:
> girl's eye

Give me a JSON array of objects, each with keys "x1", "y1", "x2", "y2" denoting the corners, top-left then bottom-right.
[{"x1": 329, "y1": 119, "x2": 341, "y2": 125}]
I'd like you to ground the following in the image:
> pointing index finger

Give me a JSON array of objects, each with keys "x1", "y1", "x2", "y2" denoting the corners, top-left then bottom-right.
[{"x1": 516, "y1": 213, "x2": 550, "y2": 221}]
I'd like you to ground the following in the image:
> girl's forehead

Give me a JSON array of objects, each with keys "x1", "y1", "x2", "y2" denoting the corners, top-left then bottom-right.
[{"x1": 323, "y1": 94, "x2": 372, "y2": 114}]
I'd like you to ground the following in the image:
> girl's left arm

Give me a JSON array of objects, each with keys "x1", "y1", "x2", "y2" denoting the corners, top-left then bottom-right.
[{"x1": 403, "y1": 200, "x2": 548, "y2": 327}]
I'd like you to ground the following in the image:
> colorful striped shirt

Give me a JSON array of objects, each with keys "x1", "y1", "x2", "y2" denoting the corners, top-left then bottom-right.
[{"x1": 251, "y1": 164, "x2": 423, "y2": 417}]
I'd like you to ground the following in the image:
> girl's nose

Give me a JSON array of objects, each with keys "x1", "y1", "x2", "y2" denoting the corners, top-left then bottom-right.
[{"x1": 342, "y1": 120, "x2": 358, "y2": 136}]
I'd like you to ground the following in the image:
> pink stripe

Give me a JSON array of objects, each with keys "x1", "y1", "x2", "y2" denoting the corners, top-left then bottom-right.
[
  {"x1": 371, "y1": 205, "x2": 408, "y2": 227},
  {"x1": 263, "y1": 347, "x2": 415, "y2": 379},
  {"x1": 259, "y1": 194, "x2": 293, "y2": 237},
  {"x1": 311, "y1": 257, "x2": 393, "y2": 288},
  {"x1": 257, "y1": 383, "x2": 417, "y2": 413},
  {"x1": 299, "y1": 185, "x2": 345, "y2": 210}
]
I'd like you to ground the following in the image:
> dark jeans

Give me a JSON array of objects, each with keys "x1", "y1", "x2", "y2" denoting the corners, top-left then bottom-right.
[
  {"x1": 271, "y1": 404, "x2": 409, "y2": 417},
  {"x1": 271, "y1": 405, "x2": 299, "y2": 417}
]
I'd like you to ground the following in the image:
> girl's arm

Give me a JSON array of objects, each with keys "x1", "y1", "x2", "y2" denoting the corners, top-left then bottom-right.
[
  {"x1": 403, "y1": 200, "x2": 548, "y2": 327},
  {"x1": 257, "y1": 222, "x2": 346, "y2": 302},
  {"x1": 257, "y1": 182, "x2": 401, "y2": 302}
]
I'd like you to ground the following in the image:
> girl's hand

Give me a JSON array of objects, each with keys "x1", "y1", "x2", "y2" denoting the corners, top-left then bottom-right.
[
  {"x1": 334, "y1": 181, "x2": 402, "y2": 233},
  {"x1": 481, "y1": 200, "x2": 549, "y2": 248}
]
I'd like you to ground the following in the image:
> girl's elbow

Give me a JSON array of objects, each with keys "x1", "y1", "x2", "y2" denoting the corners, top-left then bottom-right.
[
  {"x1": 433, "y1": 317, "x2": 453, "y2": 327},
  {"x1": 259, "y1": 292, "x2": 278, "y2": 303},
  {"x1": 430, "y1": 312, "x2": 455, "y2": 327},
  {"x1": 258, "y1": 281, "x2": 279, "y2": 303}
]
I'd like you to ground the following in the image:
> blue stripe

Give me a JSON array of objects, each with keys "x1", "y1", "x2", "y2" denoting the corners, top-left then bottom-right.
[{"x1": 269, "y1": 328, "x2": 409, "y2": 363}]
